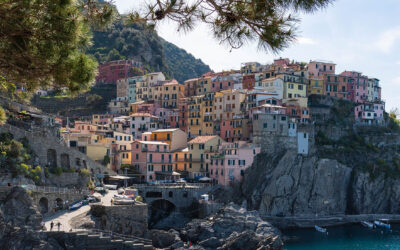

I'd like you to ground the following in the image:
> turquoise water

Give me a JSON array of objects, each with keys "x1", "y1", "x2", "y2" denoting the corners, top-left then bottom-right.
[{"x1": 283, "y1": 224, "x2": 400, "y2": 250}]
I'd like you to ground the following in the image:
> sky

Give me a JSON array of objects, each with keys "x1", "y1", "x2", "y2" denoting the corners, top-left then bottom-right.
[{"x1": 113, "y1": 0, "x2": 400, "y2": 111}]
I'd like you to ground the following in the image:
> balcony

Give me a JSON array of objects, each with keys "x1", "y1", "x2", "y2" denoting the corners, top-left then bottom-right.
[
  {"x1": 211, "y1": 154, "x2": 225, "y2": 159},
  {"x1": 186, "y1": 158, "x2": 204, "y2": 163}
]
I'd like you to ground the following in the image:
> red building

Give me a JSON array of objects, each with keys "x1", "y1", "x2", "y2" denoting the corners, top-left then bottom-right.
[
  {"x1": 96, "y1": 60, "x2": 142, "y2": 84},
  {"x1": 242, "y1": 74, "x2": 255, "y2": 90}
]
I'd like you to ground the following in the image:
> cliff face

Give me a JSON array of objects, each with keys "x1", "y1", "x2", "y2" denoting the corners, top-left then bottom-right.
[{"x1": 242, "y1": 145, "x2": 400, "y2": 217}]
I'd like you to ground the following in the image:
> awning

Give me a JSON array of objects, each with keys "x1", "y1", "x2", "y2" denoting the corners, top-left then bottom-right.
[
  {"x1": 106, "y1": 175, "x2": 132, "y2": 180},
  {"x1": 155, "y1": 171, "x2": 181, "y2": 176},
  {"x1": 199, "y1": 177, "x2": 212, "y2": 181}
]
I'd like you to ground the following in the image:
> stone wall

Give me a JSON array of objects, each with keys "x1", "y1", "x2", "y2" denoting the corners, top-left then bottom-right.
[
  {"x1": 91, "y1": 204, "x2": 148, "y2": 237},
  {"x1": 137, "y1": 185, "x2": 212, "y2": 209},
  {"x1": 254, "y1": 134, "x2": 297, "y2": 154},
  {"x1": 0, "y1": 124, "x2": 115, "y2": 176}
]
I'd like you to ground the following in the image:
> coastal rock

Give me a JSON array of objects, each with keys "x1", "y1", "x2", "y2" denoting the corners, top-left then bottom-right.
[
  {"x1": 350, "y1": 171, "x2": 400, "y2": 214},
  {"x1": 243, "y1": 147, "x2": 400, "y2": 218},
  {"x1": 151, "y1": 229, "x2": 179, "y2": 248},
  {"x1": 1, "y1": 186, "x2": 42, "y2": 229},
  {"x1": 244, "y1": 151, "x2": 352, "y2": 217},
  {"x1": 180, "y1": 204, "x2": 282, "y2": 250}
]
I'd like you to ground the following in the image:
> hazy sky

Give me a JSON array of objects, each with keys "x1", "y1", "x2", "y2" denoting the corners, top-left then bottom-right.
[{"x1": 114, "y1": 0, "x2": 400, "y2": 111}]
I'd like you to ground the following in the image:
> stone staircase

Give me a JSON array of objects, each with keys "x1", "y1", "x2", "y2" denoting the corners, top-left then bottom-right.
[{"x1": 44, "y1": 230, "x2": 153, "y2": 250}]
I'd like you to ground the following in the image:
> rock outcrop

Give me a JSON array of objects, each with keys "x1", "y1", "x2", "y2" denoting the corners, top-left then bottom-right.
[
  {"x1": 179, "y1": 204, "x2": 283, "y2": 250},
  {"x1": 242, "y1": 148, "x2": 400, "y2": 217}
]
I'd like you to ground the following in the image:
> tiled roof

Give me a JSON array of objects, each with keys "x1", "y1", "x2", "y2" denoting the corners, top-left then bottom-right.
[
  {"x1": 153, "y1": 128, "x2": 180, "y2": 132},
  {"x1": 188, "y1": 136, "x2": 217, "y2": 144}
]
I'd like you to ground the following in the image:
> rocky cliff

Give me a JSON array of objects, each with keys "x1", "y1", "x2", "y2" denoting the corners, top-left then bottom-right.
[{"x1": 242, "y1": 139, "x2": 400, "y2": 217}]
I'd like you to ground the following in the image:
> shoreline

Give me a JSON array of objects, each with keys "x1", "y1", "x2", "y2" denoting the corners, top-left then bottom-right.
[{"x1": 262, "y1": 214, "x2": 400, "y2": 229}]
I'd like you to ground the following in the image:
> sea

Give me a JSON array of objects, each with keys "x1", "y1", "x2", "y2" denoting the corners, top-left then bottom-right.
[{"x1": 283, "y1": 224, "x2": 400, "y2": 250}]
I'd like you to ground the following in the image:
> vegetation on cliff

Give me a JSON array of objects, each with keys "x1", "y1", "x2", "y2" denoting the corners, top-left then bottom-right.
[
  {"x1": 0, "y1": 132, "x2": 41, "y2": 183},
  {"x1": 87, "y1": 18, "x2": 212, "y2": 83},
  {"x1": 31, "y1": 84, "x2": 116, "y2": 117}
]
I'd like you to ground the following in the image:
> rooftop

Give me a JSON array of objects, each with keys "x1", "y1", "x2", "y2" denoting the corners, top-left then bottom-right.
[
  {"x1": 153, "y1": 128, "x2": 181, "y2": 133},
  {"x1": 189, "y1": 135, "x2": 218, "y2": 144},
  {"x1": 138, "y1": 141, "x2": 169, "y2": 145}
]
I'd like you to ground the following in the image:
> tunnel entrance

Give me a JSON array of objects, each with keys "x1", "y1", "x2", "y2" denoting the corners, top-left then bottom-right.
[
  {"x1": 149, "y1": 199, "x2": 176, "y2": 229},
  {"x1": 47, "y1": 149, "x2": 57, "y2": 168},
  {"x1": 39, "y1": 197, "x2": 48, "y2": 214}
]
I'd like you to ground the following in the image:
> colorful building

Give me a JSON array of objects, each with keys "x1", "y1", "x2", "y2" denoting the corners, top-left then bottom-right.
[
  {"x1": 210, "y1": 141, "x2": 260, "y2": 186},
  {"x1": 96, "y1": 59, "x2": 142, "y2": 84},
  {"x1": 187, "y1": 135, "x2": 224, "y2": 178}
]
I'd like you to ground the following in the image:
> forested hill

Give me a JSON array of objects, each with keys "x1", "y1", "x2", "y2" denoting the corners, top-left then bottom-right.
[
  {"x1": 162, "y1": 39, "x2": 212, "y2": 83},
  {"x1": 87, "y1": 18, "x2": 212, "y2": 83}
]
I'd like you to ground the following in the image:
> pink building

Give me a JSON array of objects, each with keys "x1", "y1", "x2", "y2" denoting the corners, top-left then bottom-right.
[
  {"x1": 136, "y1": 101, "x2": 160, "y2": 115},
  {"x1": 340, "y1": 71, "x2": 368, "y2": 103},
  {"x1": 354, "y1": 102, "x2": 385, "y2": 126},
  {"x1": 211, "y1": 75, "x2": 235, "y2": 92},
  {"x1": 209, "y1": 141, "x2": 260, "y2": 186},
  {"x1": 131, "y1": 140, "x2": 178, "y2": 182},
  {"x1": 155, "y1": 108, "x2": 177, "y2": 128},
  {"x1": 308, "y1": 60, "x2": 336, "y2": 77},
  {"x1": 220, "y1": 120, "x2": 234, "y2": 142}
]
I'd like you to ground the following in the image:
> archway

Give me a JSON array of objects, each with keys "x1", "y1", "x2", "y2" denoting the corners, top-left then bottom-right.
[
  {"x1": 149, "y1": 199, "x2": 176, "y2": 229},
  {"x1": 47, "y1": 149, "x2": 57, "y2": 168},
  {"x1": 146, "y1": 191, "x2": 162, "y2": 198},
  {"x1": 56, "y1": 198, "x2": 63, "y2": 210},
  {"x1": 39, "y1": 197, "x2": 48, "y2": 214},
  {"x1": 61, "y1": 153, "x2": 70, "y2": 169}
]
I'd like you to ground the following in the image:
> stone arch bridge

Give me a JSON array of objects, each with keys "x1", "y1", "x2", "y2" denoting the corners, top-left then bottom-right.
[{"x1": 132, "y1": 183, "x2": 212, "y2": 211}]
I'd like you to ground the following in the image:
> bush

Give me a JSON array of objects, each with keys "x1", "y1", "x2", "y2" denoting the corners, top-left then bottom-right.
[
  {"x1": 53, "y1": 167, "x2": 63, "y2": 176},
  {"x1": 80, "y1": 169, "x2": 90, "y2": 176}
]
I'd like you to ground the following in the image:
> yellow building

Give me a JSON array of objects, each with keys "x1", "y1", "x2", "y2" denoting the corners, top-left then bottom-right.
[
  {"x1": 307, "y1": 77, "x2": 324, "y2": 95},
  {"x1": 201, "y1": 93, "x2": 214, "y2": 136},
  {"x1": 175, "y1": 147, "x2": 189, "y2": 172},
  {"x1": 279, "y1": 73, "x2": 307, "y2": 99},
  {"x1": 187, "y1": 135, "x2": 224, "y2": 178},
  {"x1": 213, "y1": 89, "x2": 246, "y2": 121},
  {"x1": 113, "y1": 131, "x2": 133, "y2": 165},
  {"x1": 149, "y1": 128, "x2": 187, "y2": 151},
  {"x1": 160, "y1": 81, "x2": 185, "y2": 109},
  {"x1": 187, "y1": 95, "x2": 203, "y2": 138},
  {"x1": 128, "y1": 101, "x2": 145, "y2": 115},
  {"x1": 196, "y1": 76, "x2": 212, "y2": 96}
]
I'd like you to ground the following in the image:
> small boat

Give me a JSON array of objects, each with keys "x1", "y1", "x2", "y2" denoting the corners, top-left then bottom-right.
[
  {"x1": 374, "y1": 219, "x2": 391, "y2": 229},
  {"x1": 69, "y1": 201, "x2": 83, "y2": 211},
  {"x1": 315, "y1": 225, "x2": 327, "y2": 233},
  {"x1": 361, "y1": 221, "x2": 374, "y2": 228}
]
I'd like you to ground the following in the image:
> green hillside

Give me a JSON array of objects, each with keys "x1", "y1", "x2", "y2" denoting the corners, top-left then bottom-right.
[{"x1": 87, "y1": 18, "x2": 212, "y2": 83}]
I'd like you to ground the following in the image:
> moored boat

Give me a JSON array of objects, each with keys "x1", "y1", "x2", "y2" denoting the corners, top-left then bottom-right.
[
  {"x1": 69, "y1": 201, "x2": 83, "y2": 211},
  {"x1": 361, "y1": 221, "x2": 374, "y2": 228},
  {"x1": 374, "y1": 219, "x2": 391, "y2": 229},
  {"x1": 315, "y1": 225, "x2": 327, "y2": 233}
]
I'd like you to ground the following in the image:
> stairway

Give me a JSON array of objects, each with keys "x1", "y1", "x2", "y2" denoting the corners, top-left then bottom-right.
[{"x1": 44, "y1": 231, "x2": 153, "y2": 250}]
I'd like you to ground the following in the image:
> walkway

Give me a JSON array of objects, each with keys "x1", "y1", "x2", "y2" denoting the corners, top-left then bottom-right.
[
  {"x1": 43, "y1": 205, "x2": 91, "y2": 232},
  {"x1": 43, "y1": 190, "x2": 118, "y2": 232}
]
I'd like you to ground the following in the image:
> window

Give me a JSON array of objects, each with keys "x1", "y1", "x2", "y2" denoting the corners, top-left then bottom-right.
[{"x1": 263, "y1": 123, "x2": 268, "y2": 128}]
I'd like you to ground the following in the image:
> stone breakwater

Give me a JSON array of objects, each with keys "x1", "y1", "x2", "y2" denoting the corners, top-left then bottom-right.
[{"x1": 263, "y1": 214, "x2": 400, "y2": 229}]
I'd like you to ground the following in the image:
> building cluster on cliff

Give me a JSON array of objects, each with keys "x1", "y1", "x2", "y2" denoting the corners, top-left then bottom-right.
[{"x1": 57, "y1": 58, "x2": 385, "y2": 186}]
